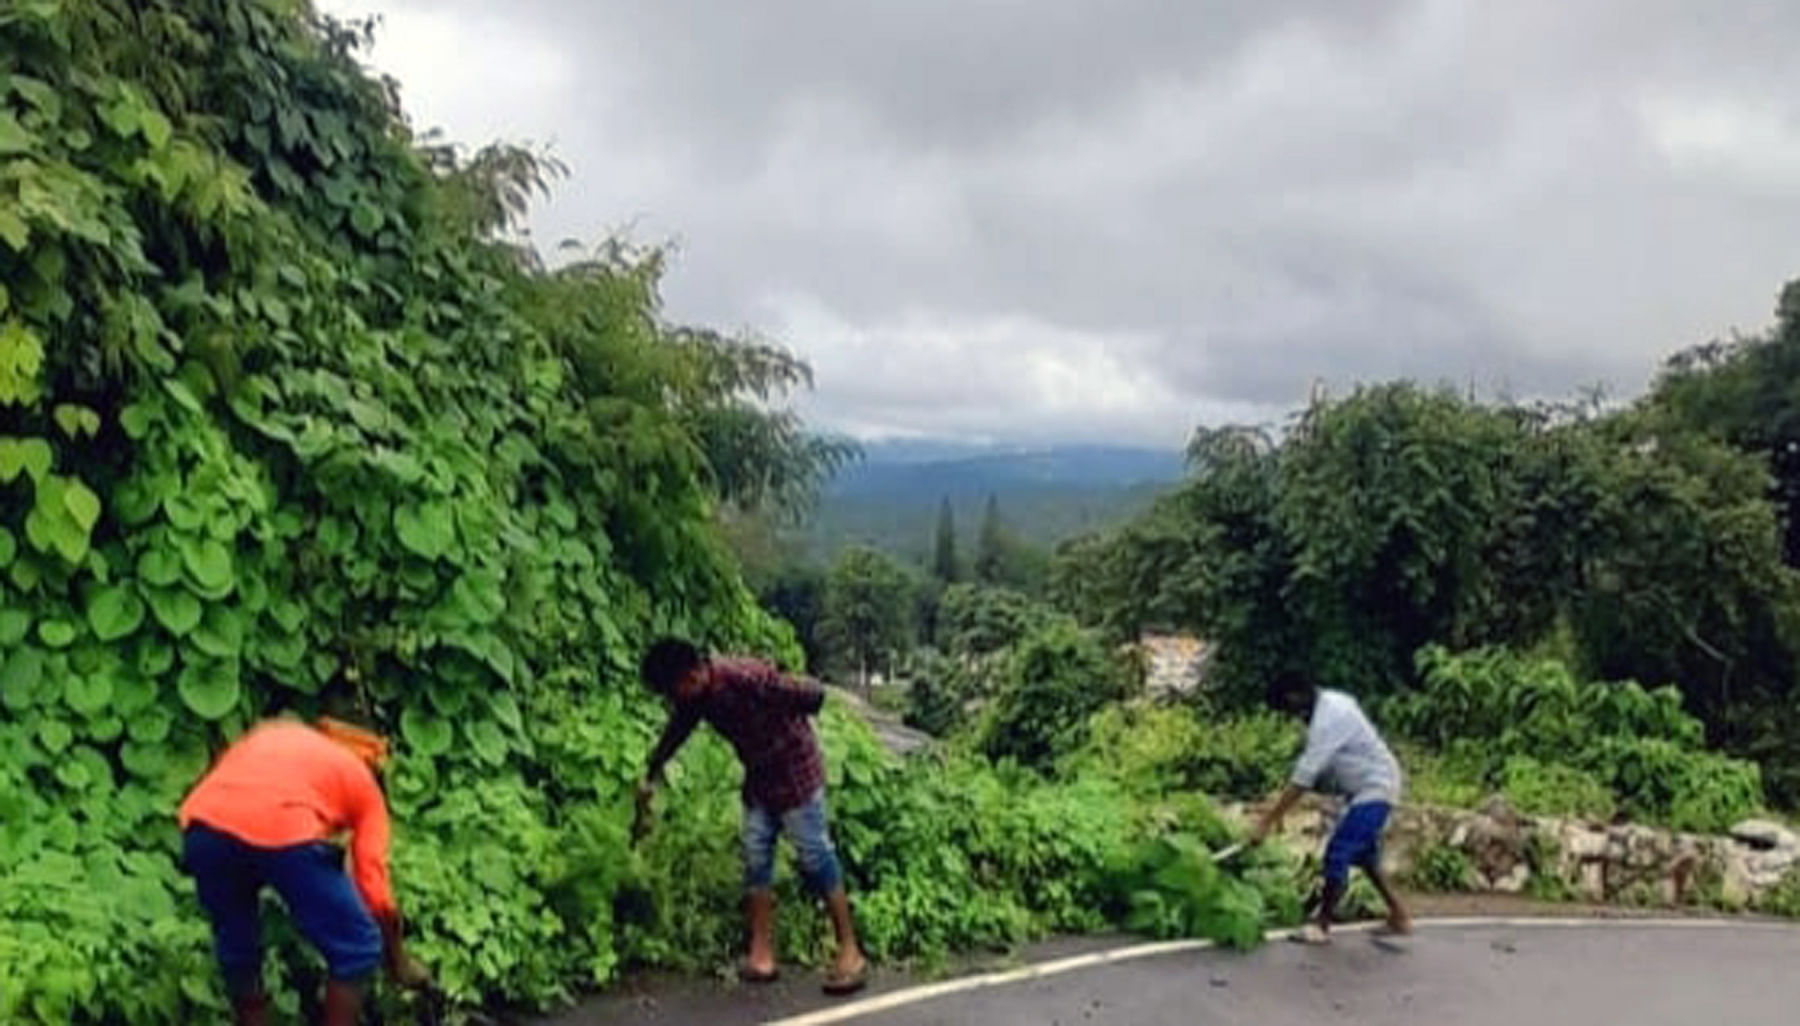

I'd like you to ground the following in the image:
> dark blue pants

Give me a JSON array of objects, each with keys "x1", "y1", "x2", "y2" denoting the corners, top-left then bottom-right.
[
  {"x1": 1323, "y1": 801, "x2": 1392, "y2": 889},
  {"x1": 183, "y1": 824, "x2": 383, "y2": 996}
]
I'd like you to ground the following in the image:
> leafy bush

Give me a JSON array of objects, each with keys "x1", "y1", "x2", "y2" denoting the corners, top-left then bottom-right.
[
  {"x1": 1383, "y1": 647, "x2": 1763, "y2": 831},
  {"x1": 1407, "y1": 842, "x2": 1474, "y2": 893},
  {"x1": 1067, "y1": 704, "x2": 1299, "y2": 801},
  {"x1": 978, "y1": 621, "x2": 1130, "y2": 770},
  {"x1": 1399, "y1": 743, "x2": 1487, "y2": 810},
  {"x1": 1104, "y1": 835, "x2": 1289, "y2": 949},
  {"x1": 0, "y1": 1, "x2": 843, "y2": 1019},
  {"x1": 1499, "y1": 757, "x2": 1615, "y2": 822},
  {"x1": 935, "y1": 583, "x2": 1055, "y2": 657},
  {"x1": 1758, "y1": 865, "x2": 1800, "y2": 919},
  {"x1": 901, "y1": 647, "x2": 997, "y2": 738}
]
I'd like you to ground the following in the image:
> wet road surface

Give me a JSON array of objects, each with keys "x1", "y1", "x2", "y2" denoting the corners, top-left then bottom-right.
[{"x1": 548, "y1": 920, "x2": 1800, "y2": 1026}]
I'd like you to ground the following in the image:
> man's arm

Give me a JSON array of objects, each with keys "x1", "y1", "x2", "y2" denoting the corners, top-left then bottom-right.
[
  {"x1": 344, "y1": 765, "x2": 429, "y2": 987},
  {"x1": 643, "y1": 705, "x2": 702, "y2": 785},
  {"x1": 749, "y1": 663, "x2": 826, "y2": 716},
  {"x1": 1249, "y1": 703, "x2": 1341, "y2": 844},
  {"x1": 1248, "y1": 783, "x2": 1306, "y2": 844},
  {"x1": 635, "y1": 706, "x2": 701, "y2": 842}
]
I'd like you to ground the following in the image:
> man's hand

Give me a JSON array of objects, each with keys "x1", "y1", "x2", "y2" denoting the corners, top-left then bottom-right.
[
  {"x1": 389, "y1": 951, "x2": 432, "y2": 990},
  {"x1": 377, "y1": 914, "x2": 433, "y2": 991},
  {"x1": 1248, "y1": 784, "x2": 1305, "y2": 847}
]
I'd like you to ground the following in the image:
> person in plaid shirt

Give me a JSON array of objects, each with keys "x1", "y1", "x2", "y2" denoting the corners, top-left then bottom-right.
[{"x1": 634, "y1": 638, "x2": 868, "y2": 996}]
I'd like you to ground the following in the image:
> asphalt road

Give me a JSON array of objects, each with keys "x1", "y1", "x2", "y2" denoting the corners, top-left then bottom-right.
[{"x1": 549, "y1": 920, "x2": 1800, "y2": 1026}]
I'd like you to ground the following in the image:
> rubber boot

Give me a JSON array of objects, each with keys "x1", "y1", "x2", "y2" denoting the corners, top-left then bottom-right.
[
  {"x1": 230, "y1": 992, "x2": 271, "y2": 1026},
  {"x1": 320, "y1": 980, "x2": 364, "y2": 1026}
]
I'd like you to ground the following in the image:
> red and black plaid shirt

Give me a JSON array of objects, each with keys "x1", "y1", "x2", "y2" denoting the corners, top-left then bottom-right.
[{"x1": 651, "y1": 657, "x2": 827, "y2": 813}]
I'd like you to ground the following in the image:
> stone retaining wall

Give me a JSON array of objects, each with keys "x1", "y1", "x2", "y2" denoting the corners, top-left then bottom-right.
[{"x1": 1230, "y1": 796, "x2": 1800, "y2": 909}]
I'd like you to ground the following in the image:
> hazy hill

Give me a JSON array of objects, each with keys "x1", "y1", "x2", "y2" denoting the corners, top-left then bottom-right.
[{"x1": 799, "y1": 443, "x2": 1186, "y2": 565}]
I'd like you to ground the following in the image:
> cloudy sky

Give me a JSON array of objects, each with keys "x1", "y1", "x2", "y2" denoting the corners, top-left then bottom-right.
[{"x1": 317, "y1": 0, "x2": 1800, "y2": 448}]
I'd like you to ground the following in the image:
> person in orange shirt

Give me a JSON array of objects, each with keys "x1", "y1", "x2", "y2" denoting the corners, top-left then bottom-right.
[{"x1": 179, "y1": 717, "x2": 429, "y2": 1026}]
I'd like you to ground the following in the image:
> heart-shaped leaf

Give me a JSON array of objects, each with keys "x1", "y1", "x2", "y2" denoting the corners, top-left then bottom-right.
[
  {"x1": 87, "y1": 584, "x2": 146, "y2": 642},
  {"x1": 135, "y1": 636, "x2": 175, "y2": 676},
  {"x1": 128, "y1": 705, "x2": 173, "y2": 744},
  {"x1": 147, "y1": 587, "x2": 203, "y2": 636},
  {"x1": 119, "y1": 402, "x2": 156, "y2": 439},
  {"x1": 465, "y1": 717, "x2": 508, "y2": 766},
  {"x1": 394, "y1": 501, "x2": 455, "y2": 560},
  {"x1": 62, "y1": 477, "x2": 101, "y2": 532},
  {"x1": 177, "y1": 658, "x2": 240, "y2": 720},
  {"x1": 1, "y1": 646, "x2": 45, "y2": 710},
  {"x1": 451, "y1": 569, "x2": 506, "y2": 625},
  {"x1": 269, "y1": 599, "x2": 307, "y2": 635},
  {"x1": 0, "y1": 436, "x2": 51, "y2": 483},
  {"x1": 178, "y1": 535, "x2": 234, "y2": 592},
  {"x1": 112, "y1": 670, "x2": 156, "y2": 715},
  {"x1": 85, "y1": 714, "x2": 125, "y2": 744},
  {"x1": 138, "y1": 547, "x2": 182, "y2": 586},
  {"x1": 401, "y1": 707, "x2": 453, "y2": 757},
  {"x1": 259, "y1": 632, "x2": 307, "y2": 670},
  {"x1": 0, "y1": 608, "x2": 30, "y2": 646},
  {"x1": 164, "y1": 494, "x2": 205, "y2": 531},
  {"x1": 38, "y1": 619, "x2": 77, "y2": 648},
  {"x1": 121, "y1": 739, "x2": 169, "y2": 780},
  {"x1": 488, "y1": 692, "x2": 523, "y2": 733},
  {"x1": 64, "y1": 672, "x2": 113, "y2": 715},
  {"x1": 54, "y1": 404, "x2": 100, "y2": 439},
  {"x1": 188, "y1": 603, "x2": 244, "y2": 658},
  {"x1": 38, "y1": 719, "x2": 72, "y2": 754}
]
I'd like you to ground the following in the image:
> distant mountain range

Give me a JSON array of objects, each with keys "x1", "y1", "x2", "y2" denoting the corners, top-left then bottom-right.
[
  {"x1": 798, "y1": 443, "x2": 1188, "y2": 566},
  {"x1": 829, "y1": 442, "x2": 1187, "y2": 499}
]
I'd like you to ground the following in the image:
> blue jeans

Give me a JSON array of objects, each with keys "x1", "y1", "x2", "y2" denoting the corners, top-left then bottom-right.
[
  {"x1": 183, "y1": 824, "x2": 384, "y2": 996},
  {"x1": 1323, "y1": 801, "x2": 1392, "y2": 889},
  {"x1": 741, "y1": 789, "x2": 844, "y2": 895}
]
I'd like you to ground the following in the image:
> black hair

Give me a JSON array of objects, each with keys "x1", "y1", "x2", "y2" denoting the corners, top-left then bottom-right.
[
  {"x1": 640, "y1": 637, "x2": 704, "y2": 696},
  {"x1": 1265, "y1": 668, "x2": 1316, "y2": 716}
]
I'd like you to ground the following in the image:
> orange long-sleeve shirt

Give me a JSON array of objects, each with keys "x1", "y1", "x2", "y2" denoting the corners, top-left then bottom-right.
[{"x1": 179, "y1": 720, "x2": 397, "y2": 918}]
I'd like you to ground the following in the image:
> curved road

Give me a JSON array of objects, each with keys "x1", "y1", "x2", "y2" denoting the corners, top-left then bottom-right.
[{"x1": 561, "y1": 920, "x2": 1800, "y2": 1026}]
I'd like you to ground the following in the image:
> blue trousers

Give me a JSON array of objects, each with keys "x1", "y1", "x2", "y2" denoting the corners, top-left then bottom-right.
[
  {"x1": 183, "y1": 823, "x2": 383, "y2": 996},
  {"x1": 741, "y1": 789, "x2": 844, "y2": 895},
  {"x1": 1323, "y1": 801, "x2": 1392, "y2": 888}
]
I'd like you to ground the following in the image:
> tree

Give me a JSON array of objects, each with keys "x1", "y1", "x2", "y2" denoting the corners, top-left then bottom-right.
[
  {"x1": 759, "y1": 564, "x2": 829, "y2": 671},
  {"x1": 978, "y1": 621, "x2": 1130, "y2": 770},
  {"x1": 1652, "y1": 279, "x2": 1800, "y2": 564},
  {"x1": 820, "y1": 547, "x2": 918, "y2": 688},
  {"x1": 1073, "y1": 382, "x2": 1800, "y2": 801},
  {"x1": 975, "y1": 494, "x2": 1005, "y2": 583},
  {"x1": 936, "y1": 583, "x2": 1051, "y2": 658},
  {"x1": 932, "y1": 496, "x2": 959, "y2": 582}
]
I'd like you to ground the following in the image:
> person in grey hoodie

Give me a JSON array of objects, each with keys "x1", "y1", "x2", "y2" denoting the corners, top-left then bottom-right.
[{"x1": 1248, "y1": 671, "x2": 1411, "y2": 944}]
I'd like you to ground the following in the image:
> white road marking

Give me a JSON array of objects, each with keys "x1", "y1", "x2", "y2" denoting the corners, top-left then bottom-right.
[{"x1": 761, "y1": 916, "x2": 1800, "y2": 1025}]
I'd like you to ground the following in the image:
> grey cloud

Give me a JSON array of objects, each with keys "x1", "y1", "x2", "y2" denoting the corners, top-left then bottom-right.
[{"x1": 324, "y1": 0, "x2": 1800, "y2": 444}]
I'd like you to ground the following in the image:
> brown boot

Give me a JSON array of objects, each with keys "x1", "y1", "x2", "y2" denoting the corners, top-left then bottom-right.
[
  {"x1": 230, "y1": 992, "x2": 270, "y2": 1026},
  {"x1": 320, "y1": 979, "x2": 365, "y2": 1026}
]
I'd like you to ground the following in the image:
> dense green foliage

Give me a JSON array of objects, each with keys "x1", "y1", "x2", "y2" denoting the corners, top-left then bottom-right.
[
  {"x1": 1384, "y1": 648, "x2": 1761, "y2": 830},
  {"x1": 1652, "y1": 281, "x2": 1800, "y2": 565},
  {"x1": 1064, "y1": 704, "x2": 1299, "y2": 802},
  {"x1": 818, "y1": 545, "x2": 917, "y2": 684},
  {"x1": 1055, "y1": 372, "x2": 1800, "y2": 808},
  {"x1": 0, "y1": 6, "x2": 1329, "y2": 1021},
  {"x1": 976, "y1": 620, "x2": 1130, "y2": 769},
  {"x1": 0, "y1": 1, "x2": 840, "y2": 1019}
]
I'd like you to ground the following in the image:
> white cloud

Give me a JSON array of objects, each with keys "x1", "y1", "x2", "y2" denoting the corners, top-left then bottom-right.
[{"x1": 311, "y1": 0, "x2": 1800, "y2": 445}]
